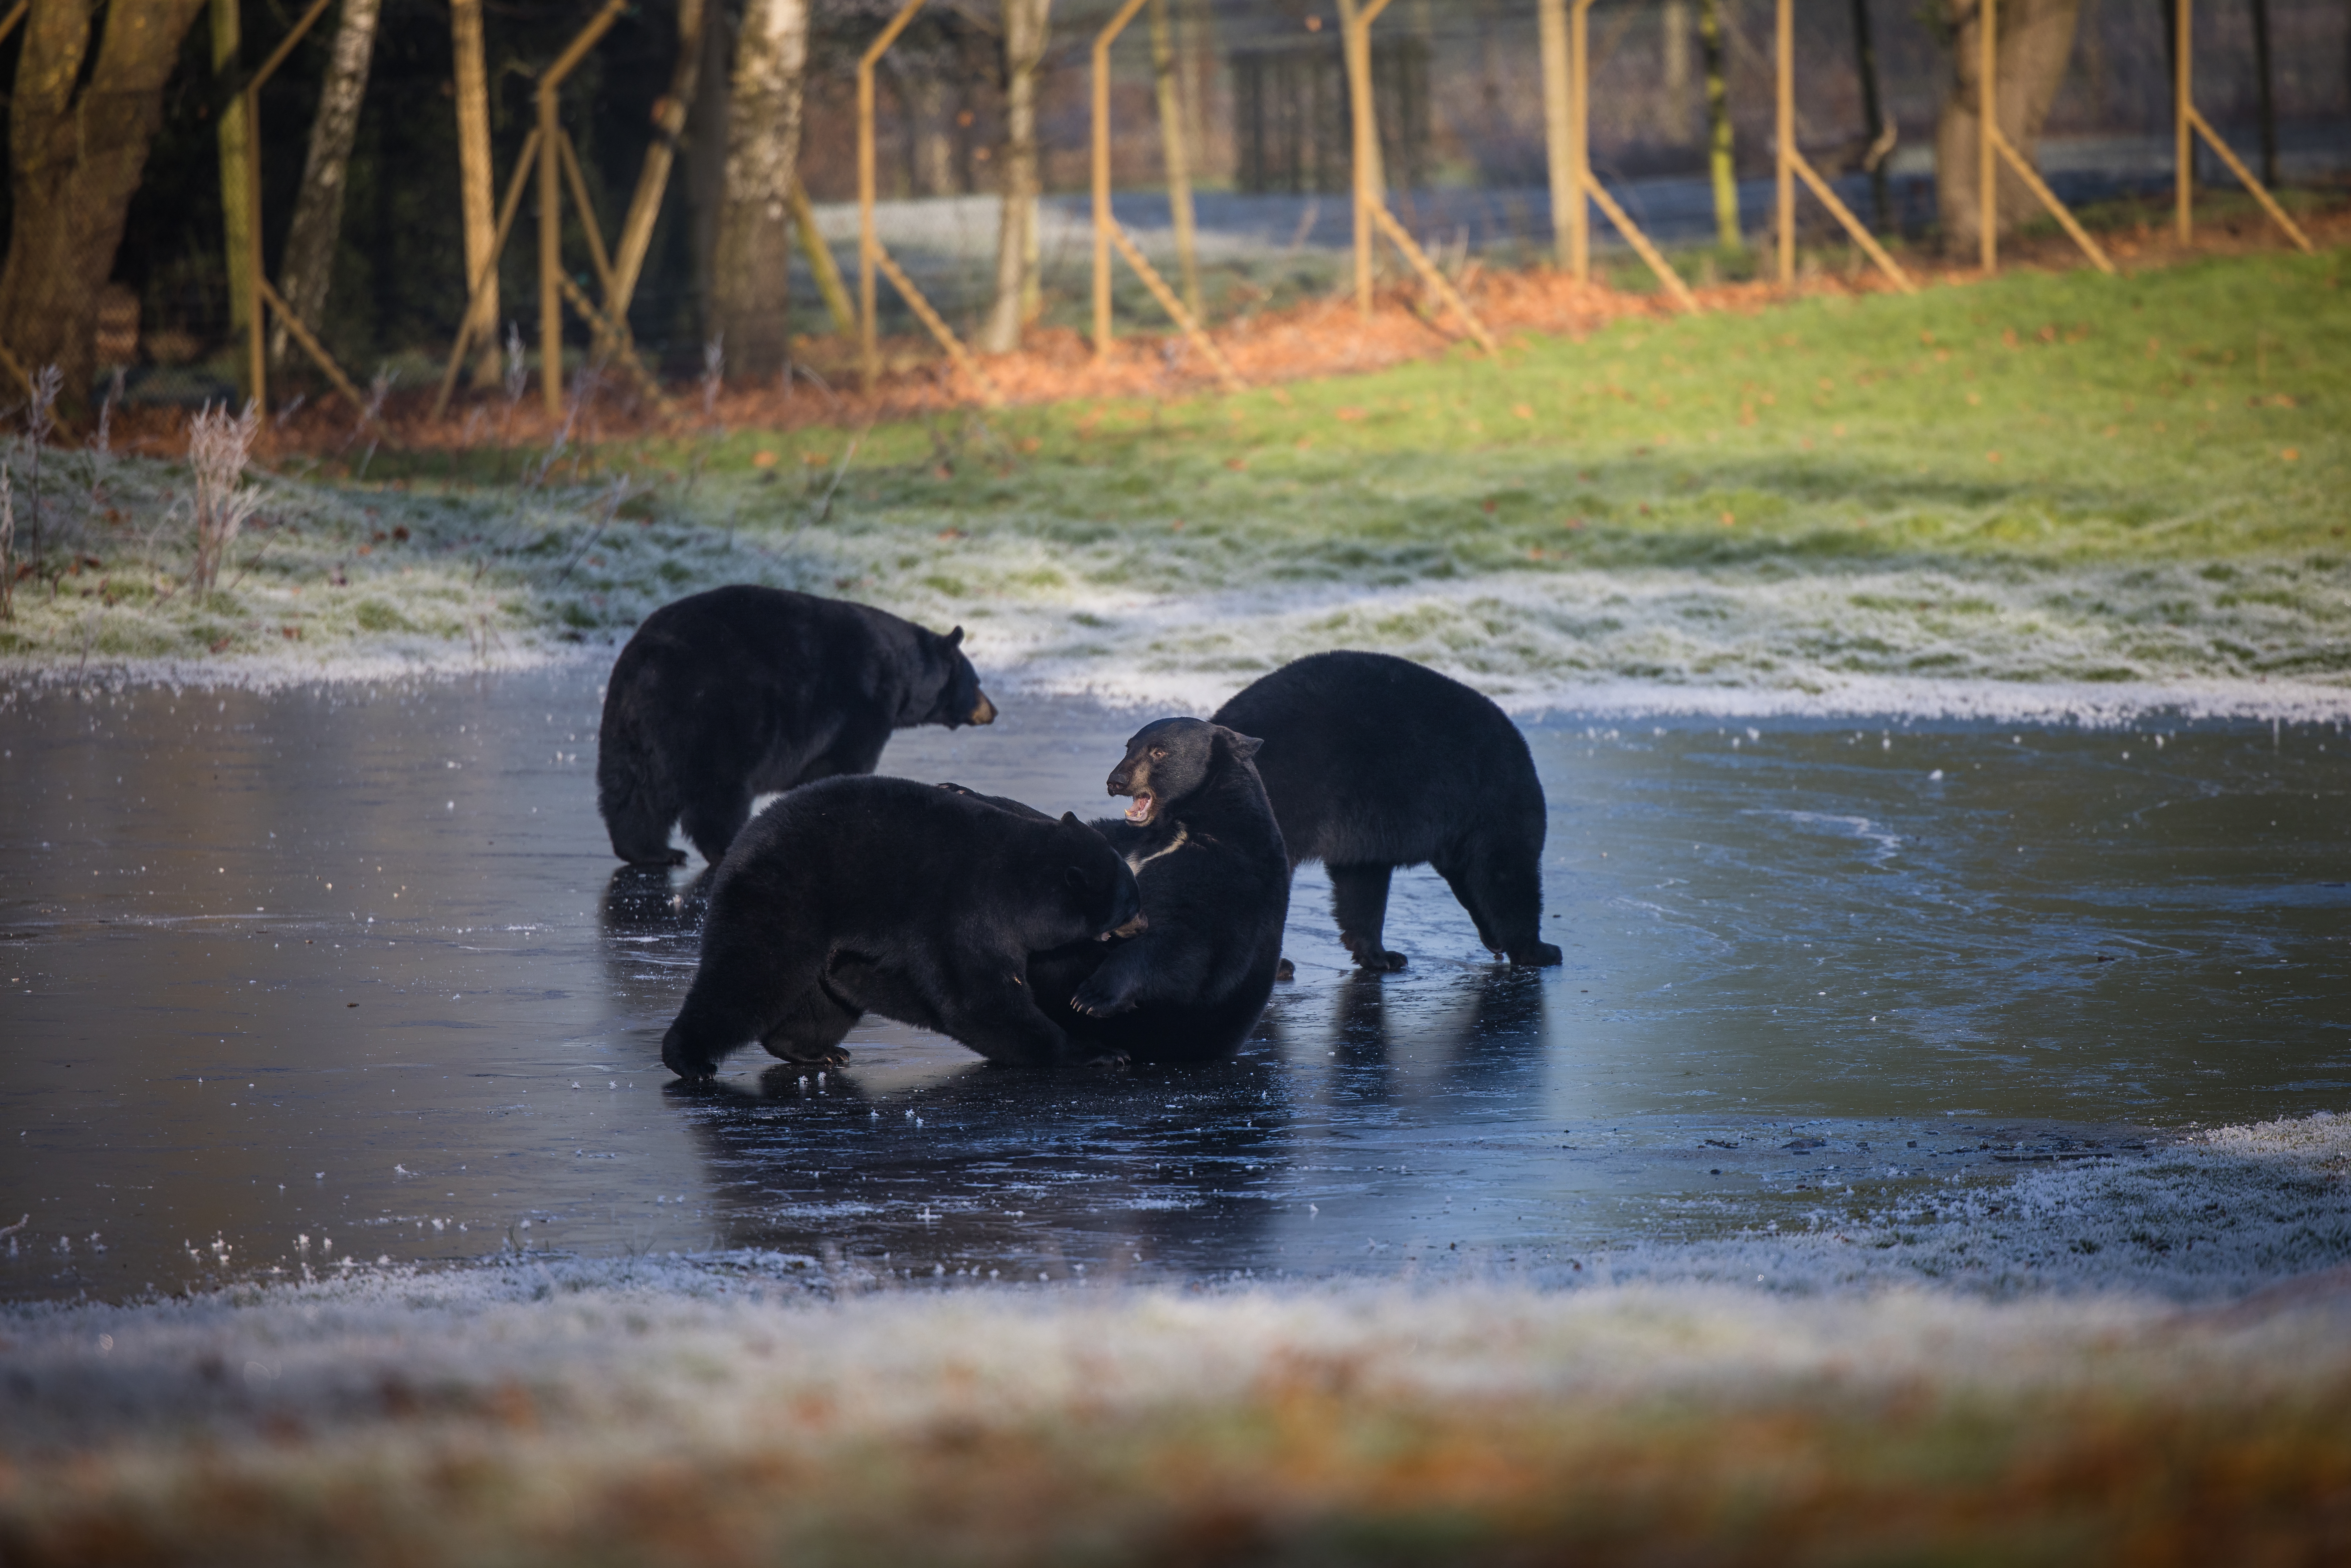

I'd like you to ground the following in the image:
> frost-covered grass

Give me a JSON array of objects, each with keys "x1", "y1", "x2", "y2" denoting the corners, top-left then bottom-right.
[
  {"x1": 582, "y1": 248, "x2": 2347, "y2": 716},
  {"x1": 0, "y1": 433, "x2": 796, "y2": 687},
  {"x1": 7, "y1": 249, "x2": 2345, "y2": 715},
  {"x1": 5, "y1": 1111, "x2": 2348, "y2": 1564}
]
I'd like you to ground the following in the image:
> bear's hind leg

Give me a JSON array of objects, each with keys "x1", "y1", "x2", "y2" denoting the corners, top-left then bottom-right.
[
  {"x1": 1437, "y1": 838, "x2": 1562, "y2": 967},
  {"x1": 1329, "y1": 862, "x2": 1407, "y2": 972},
  {"x1": 663, "y1": 946, "x2": 823, "y2": 1080}
]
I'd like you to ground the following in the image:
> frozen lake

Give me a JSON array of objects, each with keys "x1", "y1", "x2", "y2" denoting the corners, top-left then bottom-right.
[{"x1": 3, "y1": 665, "x2": 2344, "y2": 1301}]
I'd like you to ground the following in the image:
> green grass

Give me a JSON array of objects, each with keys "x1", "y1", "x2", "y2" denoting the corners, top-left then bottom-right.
[{"x1": 12, "y1": 249, "x2": 2348, "y2": 703}]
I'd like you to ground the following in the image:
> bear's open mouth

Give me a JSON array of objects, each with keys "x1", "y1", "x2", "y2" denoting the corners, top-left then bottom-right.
[{"x1": 1122, "y1": 790, "x2": 1154, "y2": 823}]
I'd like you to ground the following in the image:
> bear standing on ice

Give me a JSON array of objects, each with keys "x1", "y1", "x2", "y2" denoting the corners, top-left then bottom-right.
[
  {"x1": 597, "y1": 585, "x2": 996, "y2": 866},
  {"x1": 660, "y1": 776, "x2": 1142, "y2": 1079},
  {"x1": 1213, "y1": 650, "x2": 1562, "y2": 970}
]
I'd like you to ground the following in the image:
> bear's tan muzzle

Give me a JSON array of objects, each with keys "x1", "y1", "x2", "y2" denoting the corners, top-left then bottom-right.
[{"x1": 969, "y1": 691, "x2": 997, "y2": 725}]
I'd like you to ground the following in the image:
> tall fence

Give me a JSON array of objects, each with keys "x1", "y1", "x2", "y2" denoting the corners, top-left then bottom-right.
[{"x1": 0, "y1": 0, "x2": 2342, "y2": 414}]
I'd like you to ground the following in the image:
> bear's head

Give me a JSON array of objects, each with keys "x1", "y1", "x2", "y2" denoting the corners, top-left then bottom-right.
[
  {"x1": 915, "y1": 626, "x2": 997, "y2": 729},
  {"x1": 1105, "y1": 717, "x2": 1262, "y2": 827},
  {"x1": 1052, "y1": 812, "x2": 1147, "y2": 940}
]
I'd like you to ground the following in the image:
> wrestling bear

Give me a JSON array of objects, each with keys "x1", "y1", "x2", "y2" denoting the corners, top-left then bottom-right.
[
  {"x1": 598, "y1": 585, "x2": 995, "y2": 867},
  {"x1": 936, "y1": 719, "x2": 1289, "y2": 1063},
  {"x1": 1213, "y1": 650, "x2": 1562, "y2": 969},
  {"x1": 660, "y1": 775, "x2": 1142, "y2": 1079}
]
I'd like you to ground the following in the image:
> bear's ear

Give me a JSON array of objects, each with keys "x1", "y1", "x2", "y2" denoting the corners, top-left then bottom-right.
[
  {"x1": 1059, "y1": 811, "x2": 1082, "y2": 828},
  {"x1": 943, "y1": 625, "x2": 965, "y2": 648},
  {"x1": 1064, "y1": 864, "x2": 1090, "y2": 891},
  {"x1": 1222, "y1": 728, "x2": 1264, "y2": 760}
]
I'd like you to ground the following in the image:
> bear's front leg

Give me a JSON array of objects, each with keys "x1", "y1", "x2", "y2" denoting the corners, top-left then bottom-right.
[
  {"x1": 1069, "y1": 943, "x2": 1150, "y2": 1018},
  {"x1": 936, "y1": 958, "x2": 1079, "y2": 1066},
  {"x1": 759, "y1": 982, "x2": 859, "y2": 1065}
]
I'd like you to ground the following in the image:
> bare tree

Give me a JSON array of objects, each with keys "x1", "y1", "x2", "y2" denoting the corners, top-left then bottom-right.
[
  {"x1": 979, "y1": 0, "x2": 1052, "y2": 355},
  {"x1": 1934, "y1": 0, "x2": 2083, "y2": 250},
  {"x1": 0, "y1": 0, "x2": 210, "y2": 406},
  {"x1": 712, "y1": 0, "x2": 810, "y2": 378},
  {"x1": 271, "y1": 0, "x2": 382, "y2": 370}
]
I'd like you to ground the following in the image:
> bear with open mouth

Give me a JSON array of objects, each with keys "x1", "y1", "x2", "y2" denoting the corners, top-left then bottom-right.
[{"x1": 997, "y1": 717, "x2": 1292, "y2": 1064}]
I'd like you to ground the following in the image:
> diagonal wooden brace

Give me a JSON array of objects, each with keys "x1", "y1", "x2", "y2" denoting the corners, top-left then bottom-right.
[
  {"x1": 259, "y1": 277, "x2": 373, "y2": 418},
  {"x1": 1787, "y1": 150, "x2": 1918, "y2": 293},
  {"x1": 556, "y1": 274, "x2": 675, "y2": 415},
  {"x1": 870, "y1": 245, "x2": 1002, "y2": 405},
  {"x1": 1105, "y1": 224, "x2": 1245, "y2": 391},
  {"x1": 1989, "y1": 129, "x2": 2116, "y2": 274},
  {"x1": 2187, "y1": 108, "x2": 2315, "y2": 254},
  {"x1": 1367, "y1": 201, "x2": 1497, "y2": 352},
  {"x1": 1580, "y1": 174, "x2": 1703, "y2": 313}
]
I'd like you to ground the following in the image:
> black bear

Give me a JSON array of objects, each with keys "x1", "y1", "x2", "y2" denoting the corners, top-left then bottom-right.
[
  {"x1": 660, "y1": 775, "x2": 1142, "y2": 1079},
  {"x1": 934, "y1": 719, "x2": 1289, "y2": 1063},
  {"x1": 598, "y1": 585, "x2": 996, "y2": 867},
  {"x1": 1213, "y1": 650, "x2": 1562, "y2": 969}
]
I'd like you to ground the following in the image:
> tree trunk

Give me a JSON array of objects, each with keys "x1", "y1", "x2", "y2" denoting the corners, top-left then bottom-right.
[
  {"x1": 0, "y1": 0, "x2": 209, "y2": 406},
  {"x1": 450, "y1": 0, "x2": 500, "y2": 385},
  {"x1": 1852, "y1": 0, "x2": 1891, "y2": 230},
  {"x1": 269, "y1": 0, "x2": 382, "y2": 370},
  {"x1": 1933, "y1": 0, "x2": 2083, "y2": 251},
  {"x1": 686, "y1": 6, "x2": 731, "y2": 342},
  {"x1": 211, "y1": 0, "x2": 252, "y2": 345},
  {"x1": 1662, "y1": 0, "x2": 1692, "y2": 143},
  {"x1": 1699, "y1": 0, "x2": 1742, "y2": 250},
  {"x1": 979, "y1": 0, "x2": 1050, "y2": 355},
  {"x1": 2249, "y1": 0, "x2": 2275, "y2": 186},
  {"x1": 712, "y1": 0, "x2": 808, "y2": 379},
  {"x1": 1149, "y1": 0, "x2": 1201, "y2": 317}
]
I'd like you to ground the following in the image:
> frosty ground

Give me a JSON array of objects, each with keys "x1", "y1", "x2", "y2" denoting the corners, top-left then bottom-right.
[{"x1": 4, "y1": 1110, "x2": 2349, "y2": 1563}]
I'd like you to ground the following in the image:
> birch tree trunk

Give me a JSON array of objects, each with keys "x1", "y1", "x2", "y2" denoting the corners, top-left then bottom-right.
[
  {"x1": 1148, "y1": 0, "x2": 1201, "y2": 317},
  {"x1": 1933, "y1": 0, "x2": 2083, "y2": 249},
  {"x1": 979, "y1": 0, "x2": 1051, "y2": 355},
  {"x1": 269, "y1": 0, "x2": 383, "y2": 369},
  {"x1": 711, "y1": 0, "x2": 809, "y2": 378},
  {"x1": 0, "y1": 0, "x2": 209, "y2": 405}
]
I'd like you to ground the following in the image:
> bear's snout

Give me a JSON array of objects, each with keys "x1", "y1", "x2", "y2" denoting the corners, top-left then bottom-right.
[{"x1": 969, "y1": 691, "x2": 997, "y2": 725}]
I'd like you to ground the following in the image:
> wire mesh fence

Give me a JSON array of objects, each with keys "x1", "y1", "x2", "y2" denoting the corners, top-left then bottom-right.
[{"x1": 0, "y1": 0, "x2": 2342, "y2": 419}]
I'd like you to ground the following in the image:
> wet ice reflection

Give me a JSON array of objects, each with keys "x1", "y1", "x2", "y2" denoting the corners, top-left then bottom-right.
[{"x1": 2, "y1": 669, "x2": 2344, "y2": 1300}]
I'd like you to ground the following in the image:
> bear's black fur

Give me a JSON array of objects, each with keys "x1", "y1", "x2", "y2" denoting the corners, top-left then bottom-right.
[
  {"x1": 946, "y1": 719, "x2": 1289, "y2": 1063},
  {"x1": 660, "y1": 776, "x2": 1141, "y2": 1079},
  {"x1": 598, "y1": 586, "x2": 996, "y2": 867},
  {"x1": 1213, "y1": 650, "x2": 1562, "y2": 969}
]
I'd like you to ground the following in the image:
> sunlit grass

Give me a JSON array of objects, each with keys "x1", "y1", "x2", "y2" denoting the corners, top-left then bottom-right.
[{"x1": 9, "y1": 249, "x2": 2345, "y2": 700}]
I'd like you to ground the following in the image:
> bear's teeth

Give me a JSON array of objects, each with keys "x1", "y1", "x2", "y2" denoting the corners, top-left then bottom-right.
[{"x1": 1123, "y1": 793, "x2": 1153, "y2": 822}]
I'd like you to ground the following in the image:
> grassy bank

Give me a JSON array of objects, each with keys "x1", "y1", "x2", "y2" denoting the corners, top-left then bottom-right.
[{"x1": 8, "y1": 249, "x2": 2345, "y2": 709}]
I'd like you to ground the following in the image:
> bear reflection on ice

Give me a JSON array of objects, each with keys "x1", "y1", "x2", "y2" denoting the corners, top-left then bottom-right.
[
  {"x1": 660, "y1": 776, "x2": 1143, "y2": 1079},
  {"x1": 597, "y1": 586, "x2": 994, "y2": 868}
]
